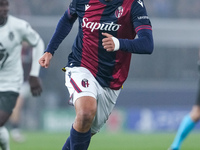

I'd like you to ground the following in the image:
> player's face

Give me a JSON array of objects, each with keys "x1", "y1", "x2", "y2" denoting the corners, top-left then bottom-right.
[{"x1": 0, "y1": 0, "x2": 9, "y2": 23}]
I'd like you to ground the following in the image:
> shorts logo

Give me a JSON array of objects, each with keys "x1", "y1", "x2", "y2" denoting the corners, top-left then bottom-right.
[
  {"x1": 68, "y1": 71, "x2": 71, "y2": 78},
  {"x1": 81, "y1": 79, "x2": 89, "y2": 88},
  {"x1": 115, "y1": 6, "x2": 123, "y2": 18}
]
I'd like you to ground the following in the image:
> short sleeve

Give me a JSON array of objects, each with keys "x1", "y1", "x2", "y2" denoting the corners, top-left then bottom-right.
[{"x1": 22, "y1": 22, "x2": 40, "y2": 47}]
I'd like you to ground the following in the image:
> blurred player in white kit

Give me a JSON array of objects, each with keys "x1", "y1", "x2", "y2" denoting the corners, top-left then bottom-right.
[{"x1": 0, "y1": 0, "x2": 44, "y2": 149}]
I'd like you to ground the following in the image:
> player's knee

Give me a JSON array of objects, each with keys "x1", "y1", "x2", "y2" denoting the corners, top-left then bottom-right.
[
  {"x1": 74, "y1": 110, "x2": 95, "y2": 132},
  {"x1": 190, "y1": 105, "x2": 200, "y2": 121},
  {"x1": 195, "y1": 108, "x2": 200, "y2": 120},
  {"x1": 77, "y1": 109, "x2": 95, "y2": 123}
]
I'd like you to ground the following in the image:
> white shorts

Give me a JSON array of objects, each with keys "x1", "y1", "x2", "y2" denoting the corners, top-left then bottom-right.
[{"x1": 65, "y1": 67, "x2": 121, "y2": 134}]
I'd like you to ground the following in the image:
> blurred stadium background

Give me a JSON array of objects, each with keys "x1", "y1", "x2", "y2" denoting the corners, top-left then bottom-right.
[{"x1": 7, "y1": 0, "x2": 200, "y2": 148}]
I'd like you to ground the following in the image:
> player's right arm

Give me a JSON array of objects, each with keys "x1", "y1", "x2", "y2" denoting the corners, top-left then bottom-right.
[
  {"x1": 44, "y1": 8, "x2": 77, "y2": 56},
  {"x1": 39, "y1": 0, "x2": 77, "y2": 68}
]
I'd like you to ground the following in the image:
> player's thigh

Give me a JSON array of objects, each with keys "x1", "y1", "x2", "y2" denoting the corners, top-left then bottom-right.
[
  {"x1": 0, "y1": 110, "x2": 11, "y2": 126},
  {"x1": 91, "y1": 88, "x2": 121, "y2": 134},
  {"x1": 0, "y1": 91, "x2": 19, "y2": 126}
]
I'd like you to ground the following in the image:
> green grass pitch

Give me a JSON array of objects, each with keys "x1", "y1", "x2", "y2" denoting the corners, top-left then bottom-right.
[{"x1": 10, "y1": 131, "x2": 200, "y2": 150}]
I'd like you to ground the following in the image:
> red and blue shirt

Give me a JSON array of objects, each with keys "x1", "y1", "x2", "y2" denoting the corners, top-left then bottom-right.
[{"x1": 46, "y1": 0, "x2": 154, "y2": 90}]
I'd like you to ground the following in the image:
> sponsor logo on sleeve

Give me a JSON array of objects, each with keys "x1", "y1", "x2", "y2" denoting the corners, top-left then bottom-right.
[{"x1": 137, "y1": 16, "x2": 149, "y2": 20}]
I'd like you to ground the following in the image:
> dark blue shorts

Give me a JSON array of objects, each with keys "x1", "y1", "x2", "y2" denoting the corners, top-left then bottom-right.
[{"x1": 0, "y1": 91, "x2": 19, "y2": 113}]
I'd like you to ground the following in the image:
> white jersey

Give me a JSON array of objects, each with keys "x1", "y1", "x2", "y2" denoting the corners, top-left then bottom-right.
[{"x1": 0, "y1": 15, "x2": 43, "y2": 92}]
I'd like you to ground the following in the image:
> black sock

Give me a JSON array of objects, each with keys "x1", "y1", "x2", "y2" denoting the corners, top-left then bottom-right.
[
  {"x1": 62, "y1": 136, "x2": 70, "y2": 150},
  {"x1": 70, "y1": 126, "x2": 91, "y2": 150}
]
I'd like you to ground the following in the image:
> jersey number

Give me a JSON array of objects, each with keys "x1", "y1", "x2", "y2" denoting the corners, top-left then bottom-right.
[{"x1": 0, "y1": 50, "x2": 9, "y2": 69}]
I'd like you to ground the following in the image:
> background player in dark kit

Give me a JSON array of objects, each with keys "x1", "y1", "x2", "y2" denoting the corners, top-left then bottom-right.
[{"x1": 39, "y1": 0, "x2": 154, "y2": 150}]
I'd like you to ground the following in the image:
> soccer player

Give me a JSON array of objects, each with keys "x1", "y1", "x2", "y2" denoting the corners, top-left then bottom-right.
[
  {"x1": 39, "y1": 0, "x2": 154, "y2": 150},
  {"x1": 0, "y1": 0, "x2": 44, "y2": 149},
  {"x1": 168, "y1": 49, "x2": 200, "y2": 150}
]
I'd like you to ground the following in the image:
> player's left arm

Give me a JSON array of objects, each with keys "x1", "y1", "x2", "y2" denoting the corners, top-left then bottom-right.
[
  {"x1": 44, "y1": 9, "x2": 77, "y2": 55},
  {"x1": 118, "y1": 0, "x2": 154, "y2": 54},
  {"x1": 102, "y1": 0, "x2": 154, "y2": 54}
]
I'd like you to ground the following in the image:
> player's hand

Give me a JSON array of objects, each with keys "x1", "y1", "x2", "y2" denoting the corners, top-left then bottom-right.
[
  {"x1": 102, "y1": 32, "x2": 115, "y2": 52},
  {"x1": 29, "y1": 76, "x2": 42, "y2": 97},
  {"x1": 38, "y1": 52, "x2": 52, "y2": 68}
]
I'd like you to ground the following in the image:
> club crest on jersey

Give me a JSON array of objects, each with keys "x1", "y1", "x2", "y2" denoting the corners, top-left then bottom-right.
[
  {"x1": 115, "y1": 6, "x2": 123, "y2": 18},
  {"x1": 81, "y1": 79, "x2": 89, "y2": 88},
  {"x1": 9, "y1": 32, "x2": 14, "y2": 41}
]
